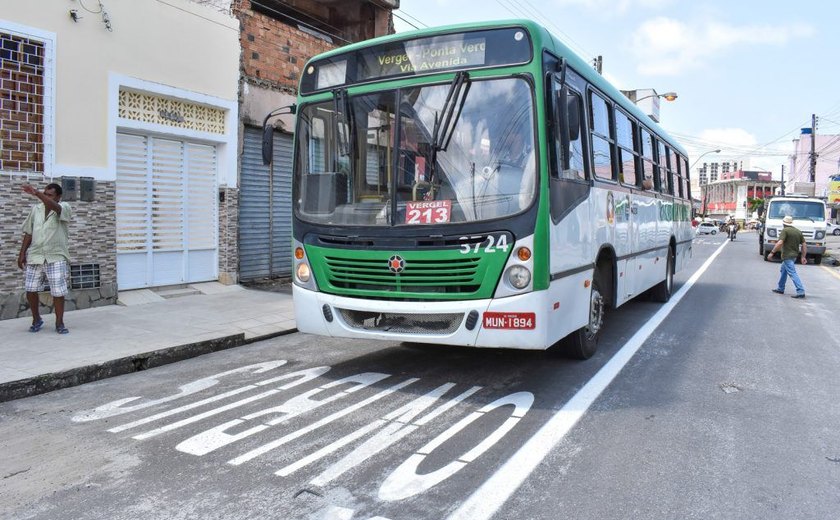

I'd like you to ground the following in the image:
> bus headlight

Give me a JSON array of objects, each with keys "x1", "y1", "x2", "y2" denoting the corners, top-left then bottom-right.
[
  {"x1": 815, "y1": 230, "x2": 825, "y2": 239},
  {"x1": 767, "y1": 228, "x2": 777, "y2": 238},
  {"x1": 296, "y1": 262, "x2": 311, "y2": 283},
  {"x1": 507, "y1": 265, "x2": 531, "y2": 289}
]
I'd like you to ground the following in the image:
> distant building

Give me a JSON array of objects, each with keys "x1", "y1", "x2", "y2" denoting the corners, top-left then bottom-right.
[
  {"x1": 693, "y1": 160, "x2": 738, "y2": 193},
  {"x1": 700, "y1": 170, "x2": 781, "y2": 222}
]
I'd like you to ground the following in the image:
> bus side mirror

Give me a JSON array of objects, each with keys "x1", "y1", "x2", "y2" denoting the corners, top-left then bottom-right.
[
  {"x1": 566, "y1": 94, "x2": 580, "y2": 142},
  {"x1": 262, "y1": 125, "x2": 274, "y2": 165},
  {"x1": 556, "y1": 88, "x2": 580, "y2": 142}
]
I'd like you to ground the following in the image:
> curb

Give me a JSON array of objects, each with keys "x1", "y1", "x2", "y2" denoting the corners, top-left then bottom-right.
[{"x1": 0, "y1": 328, "x2": 297, "y2": 403}]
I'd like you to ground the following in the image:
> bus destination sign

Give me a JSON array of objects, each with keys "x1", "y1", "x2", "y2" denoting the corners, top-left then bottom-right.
[
  {"x1": 367, "y1": 37, "x2": 487, "y2": 77},
  {"x1": 302, "y1": 27, "x2": 531, "y2": 93}
]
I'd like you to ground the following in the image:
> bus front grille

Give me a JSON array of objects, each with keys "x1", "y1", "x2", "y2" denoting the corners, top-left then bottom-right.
[
  {"x1": 338, "y1": 309, "x2": 464, "y2": 334},
  {"x1": 322, "y1": 256, "x2": 483, "y2": 296}
]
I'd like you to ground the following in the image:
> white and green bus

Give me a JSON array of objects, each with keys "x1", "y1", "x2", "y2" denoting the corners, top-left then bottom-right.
[{"x1": 264, "y1": 20, "x2": 693, "y2": 358}]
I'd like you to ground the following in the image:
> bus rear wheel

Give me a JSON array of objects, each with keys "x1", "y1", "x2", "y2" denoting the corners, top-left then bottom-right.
[
  {"x1": 649, "y1": 247, "x2": 674, "y2": 303},
  {"x1": 563, "y1": 278, "x2": 604, "y2": 360}
]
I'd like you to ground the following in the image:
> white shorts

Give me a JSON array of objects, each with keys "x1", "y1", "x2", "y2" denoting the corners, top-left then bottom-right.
[{"x1": 25, "y1": 261, "x2": 70, "y2": 297}]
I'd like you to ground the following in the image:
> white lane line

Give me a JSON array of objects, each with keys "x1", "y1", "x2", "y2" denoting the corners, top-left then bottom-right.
[{"x1": 447, "y1": 240, "x2": 729, "y2": 520}]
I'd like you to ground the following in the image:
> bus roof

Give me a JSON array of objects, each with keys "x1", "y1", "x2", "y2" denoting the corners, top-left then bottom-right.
[{"x1": 301, "y1": 19, "x2": 686, "y2": 156}]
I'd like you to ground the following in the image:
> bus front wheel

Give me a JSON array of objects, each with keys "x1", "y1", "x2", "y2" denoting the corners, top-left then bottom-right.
[{"x1": 563, "y1": 278, "x2": 604, "y2": 360}]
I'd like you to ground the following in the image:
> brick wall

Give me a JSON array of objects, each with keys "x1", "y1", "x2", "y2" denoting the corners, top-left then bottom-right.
[
  {"x1": 0, "y1": 175, "x2": 117, "y2": 320},
  {"x1": 237, "y1": 1, "x2": 337, "y2": 89},
  {"x1": 1, "y1": 31, "x2": 45, "y2": 174}
]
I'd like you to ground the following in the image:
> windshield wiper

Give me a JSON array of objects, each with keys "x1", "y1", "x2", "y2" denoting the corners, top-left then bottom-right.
[
  {"x1": 333, "y1": 88, "x2": 354, "y2": 156},
  {"x1": 429, "y1": 71, "x2": 471, "y2": 184}
]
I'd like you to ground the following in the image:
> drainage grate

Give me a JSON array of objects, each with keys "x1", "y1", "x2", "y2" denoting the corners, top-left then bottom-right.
[{"x1": 71, "y1": 263, "x2": 101, "y2": 289}]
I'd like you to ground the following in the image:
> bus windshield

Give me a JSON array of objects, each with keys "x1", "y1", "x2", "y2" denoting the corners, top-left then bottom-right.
[
  {"x1": 768, "y1": 200, "x2": 825, "y2": 220},
  {"x1": 294, "y1": 77, "x2": 535, "y2": 226}
]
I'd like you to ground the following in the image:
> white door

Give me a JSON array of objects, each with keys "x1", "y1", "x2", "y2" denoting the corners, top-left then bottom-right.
[{"x1": 116, "y1": 133, "x2": 218, "y2": 290}]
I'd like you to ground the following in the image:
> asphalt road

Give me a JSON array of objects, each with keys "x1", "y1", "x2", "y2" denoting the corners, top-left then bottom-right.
[{"x1": 2, "y1": 231, "x2": 839, "y2": 520}]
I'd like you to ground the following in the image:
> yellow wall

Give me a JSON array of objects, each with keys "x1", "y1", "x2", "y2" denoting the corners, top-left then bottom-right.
[{"x1": 2, "y1": 0, "x2": 239, "y2": 173}]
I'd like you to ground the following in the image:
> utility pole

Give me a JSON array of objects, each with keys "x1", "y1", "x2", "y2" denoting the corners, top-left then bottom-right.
[
  {"x1": 780, "y1": 164, "x2": 785, "y2": 195},
  {"x1": 809, "y1": 113, "x2": 817, "y2": 182}
]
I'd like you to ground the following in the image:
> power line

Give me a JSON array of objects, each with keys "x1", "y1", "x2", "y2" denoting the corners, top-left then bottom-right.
[
  {"x1": 392, "y1": 11, "x2": 421, "y2": 30},
  {"x1": 154, "y1": 0, "x2": 239, "y2": 31},
  {"x1": 249, "y1": 0, "x2": 351, "y2": 44},
  {"x1": 394, "y1": 9, "x2": 428, "y2": 29},
  {"x1": 493, "y1": 0, "x2": 592, "y2": 60}
]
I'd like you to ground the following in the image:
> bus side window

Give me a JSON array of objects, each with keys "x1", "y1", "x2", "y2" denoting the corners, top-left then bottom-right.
[
  {"x1": 656, "y1": 141, "x2": 669, "y2": 194},
  {"x1": 553, "y1": 84, "x2": 585, "y2": 181},
  {"x1": 640, "y1": 128, "x2": 655, "y2": 190},
  {"x1": 615, "y1": 109, "x2": 639, "y2": 187},
  {"x1": 588, "y1": 91, "x2": 615, "y2": 181},
  {"x1": 671, "y1": 148, "x2": 682, "y2": 197}
]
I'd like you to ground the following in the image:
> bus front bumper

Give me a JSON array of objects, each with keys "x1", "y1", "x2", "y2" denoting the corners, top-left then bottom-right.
[{"x1": 292, "y1": 285, "x2": 553, "y2": 350}]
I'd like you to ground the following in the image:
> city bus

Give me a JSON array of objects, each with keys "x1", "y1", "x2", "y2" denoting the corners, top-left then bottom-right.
[{"x1": 263, "y1": 20, "x2": 693, "y2": 359}]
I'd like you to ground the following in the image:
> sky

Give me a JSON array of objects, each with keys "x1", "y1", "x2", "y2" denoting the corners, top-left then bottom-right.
[{"x1": 392, "y1": 0, "x2": 840, "y2": 181}]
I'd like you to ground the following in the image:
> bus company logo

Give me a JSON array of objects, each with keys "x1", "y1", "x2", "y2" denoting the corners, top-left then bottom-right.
[{"x1": 387, "y1": 255, "x2": 405, "y2": 273}]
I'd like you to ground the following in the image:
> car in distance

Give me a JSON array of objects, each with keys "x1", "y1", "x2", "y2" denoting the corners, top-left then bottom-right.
[
  {"x1": 827, "y1": 221, "x2": 840, "y2": 235},
  {"x1": 696, "y1": 222, "x2": 717, "y2": 235}
]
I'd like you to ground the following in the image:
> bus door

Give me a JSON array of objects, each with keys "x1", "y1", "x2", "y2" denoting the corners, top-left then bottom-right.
[{"x1": 548, "y1": 69, "x2": 589, "y2": 226}]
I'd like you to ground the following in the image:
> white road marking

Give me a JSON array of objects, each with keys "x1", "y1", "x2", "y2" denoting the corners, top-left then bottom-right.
[
  {"x1": 322, "y1": 506, "x2": 392, "y2": 520},
  {"x1": 309, "y1": 385, "x2": 481, "y2": 486},
  {"x1": 132, "y1": 366, "x2": 331, "y2": 441},
  {"x1": 278, "y1": 384, "x2": 481, "y2": 481},
  {"x1": 175, "y1": 372, "x2": 391, "y2": 455},
  {"x1": 72, "y1": 360, "x2": 288, "y2": 422},
  {"x1": 446, "y1": 240, "x2": 729, "y2": 520},
  {"x1": 379, "y1": 391, "x2": 534, "y2": 502},
  {"x1": 109, "y1": 366, "x2": 330, "y2": 433},
  {"x1": 227, "y1": 378, "x2": 420, "y2": 466}
]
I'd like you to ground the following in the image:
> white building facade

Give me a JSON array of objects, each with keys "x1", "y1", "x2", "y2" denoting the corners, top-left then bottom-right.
[{"x1": 0, "y1": 0, "x2": 240, "y2": 319}]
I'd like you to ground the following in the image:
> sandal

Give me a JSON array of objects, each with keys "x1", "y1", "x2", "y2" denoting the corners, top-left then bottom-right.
[
  {"x1": 29, "y1": 319, "x2": 44, "y2": 333},
  {"x1": 55, "y1": 325, "x2": 69, "y2": 334}
]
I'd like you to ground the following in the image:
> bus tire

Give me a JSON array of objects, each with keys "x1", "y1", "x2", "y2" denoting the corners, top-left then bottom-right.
[
  {"x1": 813, "y1": 255, "x2": 822, "y2": 265},
  {"x1": 650, "y1": 247, "x2": 674, "y2": 303},
  {"x1": 563, "y1": 277, "x2": 604, "y2": 360}
]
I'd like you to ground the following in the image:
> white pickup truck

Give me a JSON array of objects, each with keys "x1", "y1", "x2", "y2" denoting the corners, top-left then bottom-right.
[{"x1": 760, "y1": 195, "x2": 827, "y2": 264}]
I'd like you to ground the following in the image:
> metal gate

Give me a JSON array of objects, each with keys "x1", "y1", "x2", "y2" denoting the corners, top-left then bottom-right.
[
  {"x1": 239, "y1": 126, "x2": 293, "y2": 281},
  {"x1": 116, "y1": 133, "x2": 218, "y2": 289}
]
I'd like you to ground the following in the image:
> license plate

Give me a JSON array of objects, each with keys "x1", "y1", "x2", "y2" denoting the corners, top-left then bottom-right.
[{"x1": 482, "y1": 312, "x2": 535, "y2": 330}]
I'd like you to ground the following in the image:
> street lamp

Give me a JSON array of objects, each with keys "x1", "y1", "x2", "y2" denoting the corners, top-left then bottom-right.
[
  {"x1": 690, "y1": 149, "x2": 721, "y2": 169},
  {"x1": 634, "y1": 91, "x2": 678, "y2": 103},
  {"x1": 694, "y1": 149, "x2": 721, "y2": 219}
]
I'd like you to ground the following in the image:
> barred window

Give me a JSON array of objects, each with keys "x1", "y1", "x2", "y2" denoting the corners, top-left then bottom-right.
[
  {"x1": 71, "y1": 263, "x2": 101, "y2": 289},
  {"x1": 1, "y1": 29, "x2": 49, "y2": 174}
]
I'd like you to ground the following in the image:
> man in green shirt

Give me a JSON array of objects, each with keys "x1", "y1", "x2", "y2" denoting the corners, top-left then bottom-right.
[
  {"x1": 17, "y1": 183, "x2": 73, "y2": 333},
  {"x1": 767, "y1": 215, "x2": 806, "y2": 299}
]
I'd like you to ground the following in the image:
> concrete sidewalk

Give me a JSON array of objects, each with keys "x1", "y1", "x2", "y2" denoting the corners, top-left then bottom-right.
[{"x1": 0, "y1": 282, "x2": 296, "y2": 402}]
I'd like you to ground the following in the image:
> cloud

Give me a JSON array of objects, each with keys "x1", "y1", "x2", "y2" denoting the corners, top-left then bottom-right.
[
  {"x1": 684, "y1": 128, "x2": 769, "y2": 165},
  {"x1": 631, "y1": 17, "x2": 816, "y2": 75},
  {"x1": 699, "y1": 128, "x2": 758, "y2": 149}
]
